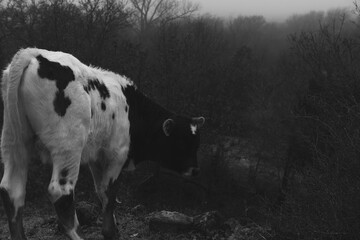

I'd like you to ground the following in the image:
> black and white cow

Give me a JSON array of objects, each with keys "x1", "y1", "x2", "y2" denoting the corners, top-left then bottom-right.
[{"x1": 0, "y1": 48, "x2": 205, "y2": 240}]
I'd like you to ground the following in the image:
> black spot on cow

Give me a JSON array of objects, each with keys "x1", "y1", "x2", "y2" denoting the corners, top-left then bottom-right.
[
  {"x1": 112, "y1": 113, "x2": 115, "y2": 119},
  {"x1": 83, "y1": 86, "x2": 89, "y2": 94},
  {"x1": 84, "y1": 78, "x2": 110, "y2": 100},
  {"x1": 53, "y1": 190, "x2": 75, "y2": 230},
  {"x1": 60, "y1": 168, "x2": 69, "y2": 178},
  {"x1": 54, "y1": 190, "x2": 74, "y2": 212},
  {"x1": 36, "y1": 55, "x2": 75, "y2": 117},
  {"x1": 54, "y1": 91, "x2": 71, "y2": 117},
  {"x1": 101, "y1": 102, "x2": 106, "y2": 111},
  {"x1": 59, "y1": 178, "x2": 67, "y2": 185},
  {"x1": 125, "y1": 105, "x2": 128, "y2": 112}
]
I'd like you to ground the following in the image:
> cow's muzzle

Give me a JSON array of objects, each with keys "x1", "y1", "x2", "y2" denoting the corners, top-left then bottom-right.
[{"x1": 182, "y1": 167, "x2": 200, "y2": 177}]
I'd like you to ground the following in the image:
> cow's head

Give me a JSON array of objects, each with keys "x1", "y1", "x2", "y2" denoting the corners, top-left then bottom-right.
[{"x1": 161, "y1": 116, "x2": 205, "y2": 177}]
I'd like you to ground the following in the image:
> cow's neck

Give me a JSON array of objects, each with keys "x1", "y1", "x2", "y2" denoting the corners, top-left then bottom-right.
[{"x1": 122, "y1": 85, "x2": 172, "y2": 165}]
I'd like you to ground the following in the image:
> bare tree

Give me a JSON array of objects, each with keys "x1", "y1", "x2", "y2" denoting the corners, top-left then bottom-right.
[
  {"x1": 0, "y1": 0, "x2": 6, "y2": 41},
  {"x1": 129, "y1": 0, "x2": 199, "y2": 33},
  {"x1": 79, "y1": 0, "x2": 130, "y2": 62}
]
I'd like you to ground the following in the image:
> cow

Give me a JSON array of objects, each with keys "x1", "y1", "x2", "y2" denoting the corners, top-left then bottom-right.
[{"x1": 0, "y1": 48, "x2": 205, "y2": 240}]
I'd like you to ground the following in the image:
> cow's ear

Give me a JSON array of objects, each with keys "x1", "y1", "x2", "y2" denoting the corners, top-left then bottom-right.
[
  {"x1": 192, "y1": 117, "x2": 205, "y2": 129},
  {"x1": 163, "y1": 119, "x2": 174, "y2": 136}
]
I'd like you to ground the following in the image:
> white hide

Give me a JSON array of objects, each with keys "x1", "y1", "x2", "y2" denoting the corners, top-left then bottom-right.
[
  {"x1": 1, "y1": 48, "x2": 132, "y2": 207},
  {"x1": 190, "y1": 124, "x2": 197, "y2": 135}
]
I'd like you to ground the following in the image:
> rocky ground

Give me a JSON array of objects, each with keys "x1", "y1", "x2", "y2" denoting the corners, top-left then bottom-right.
[
  {"x1": 0, "y1": 141, "x2": 277, "y2": 240},
  {"x1": 0, "y1": 169, "x2": 274, "y2": 240},
  {"x1": 0, "y1": 198, "x2": 273, "y2": 240}
]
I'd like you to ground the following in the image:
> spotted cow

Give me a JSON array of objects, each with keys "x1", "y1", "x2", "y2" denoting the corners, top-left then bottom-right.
[{"x1": 0, "y1": 48, "x2": 205, "y2": 240}]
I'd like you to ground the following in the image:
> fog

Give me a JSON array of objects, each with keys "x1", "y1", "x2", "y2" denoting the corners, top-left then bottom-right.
[{"x1": 196, "y1": 0, "x2": 354, "y2": 21}]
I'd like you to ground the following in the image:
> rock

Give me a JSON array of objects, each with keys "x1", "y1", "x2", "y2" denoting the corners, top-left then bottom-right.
[
  {"x1": 193, "y1": 211, "x2": 223, "y2": 233},
  {"x1": 224, "y1": 218, "x2": 240, "y2": 231},
  {"x1": 228, "y1": 223, "x2": 272, "y2": 240},
  {"x1": 131, "y1": 204, "x2": 146, "y2": 214},
  {"x1": 148, "y1": 211, "x2": 193, "y2": 232},
  {"x1": 147, "y1": 210, "x2": 223, "y2": 233}
]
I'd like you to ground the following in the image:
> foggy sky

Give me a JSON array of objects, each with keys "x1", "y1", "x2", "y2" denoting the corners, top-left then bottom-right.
[{"x1": 196, "y1": 0, "x2": 354, "y2": 22}]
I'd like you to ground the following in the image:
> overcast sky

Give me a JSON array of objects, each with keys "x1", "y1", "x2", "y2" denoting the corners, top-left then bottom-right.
[{"x1": 196, "y1": 0, "x2": 355, "y2": 22}]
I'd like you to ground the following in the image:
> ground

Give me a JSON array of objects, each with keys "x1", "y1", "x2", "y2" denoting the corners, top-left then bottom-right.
[
  {"x1": 0, "y1": 168, "x2": 227, "y2": 240},
  {"x1": 0, "y1": 140, "x2": 277, "y2": 240}
]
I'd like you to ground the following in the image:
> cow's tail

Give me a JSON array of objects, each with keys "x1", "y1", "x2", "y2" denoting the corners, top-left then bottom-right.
[{"x1": 1, "y1": 48, "x2": 38, "y2": 151}]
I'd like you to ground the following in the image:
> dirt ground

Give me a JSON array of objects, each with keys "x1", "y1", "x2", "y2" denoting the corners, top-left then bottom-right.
[
  {"x1": 0, "y1": 168, "x2": 229, "y2": 240},
  {"x1": 0, "y1": 198, "x2": 210, "y2": 240},
  {"x1": 0, "y1": 142, "x2": 276, "y2": 240}
]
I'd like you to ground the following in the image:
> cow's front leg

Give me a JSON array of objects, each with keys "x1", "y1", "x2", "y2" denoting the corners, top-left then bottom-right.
[
  {"x1": 48, "y1": 153, "x2": 83, "y2": 240},
  {"x1": 89, "y1": 150, "x2": 125, "y2": 240},
  {"x1": 0, "y1": 146, "x2": 29, "y2": 240}
]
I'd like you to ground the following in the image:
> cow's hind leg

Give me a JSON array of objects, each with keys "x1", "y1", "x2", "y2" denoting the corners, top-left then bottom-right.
[
  {"x1": 48, "y1": 152, "x2": 83, "y2": 240},
  {"x1": 0, "y1": 145, "x2": 29, "y2": 240},
  {"x1": 89, "y1": 149, "x2": 126, "y2": 240}
]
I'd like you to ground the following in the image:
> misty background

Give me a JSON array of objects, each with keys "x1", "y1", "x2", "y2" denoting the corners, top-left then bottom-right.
[
  {"x1": 197, "y1": 0, "x2": 353, "y2": 22},
  {"x1": 1, "y1": 0, "x2": 360, "y2": 239}
]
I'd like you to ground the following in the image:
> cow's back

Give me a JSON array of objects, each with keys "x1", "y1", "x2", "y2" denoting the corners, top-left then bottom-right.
[{"x1": 16, "y1": 48, "x2": 131, "y2": 164}]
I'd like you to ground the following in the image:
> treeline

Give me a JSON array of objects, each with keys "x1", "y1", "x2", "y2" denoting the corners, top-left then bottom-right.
[
  {"x1": 0, "y1": 1, "x2": 355, "y2": 134},
  {"x1": 1, "y1": 0, "x2": 360, "y2": 239}
]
